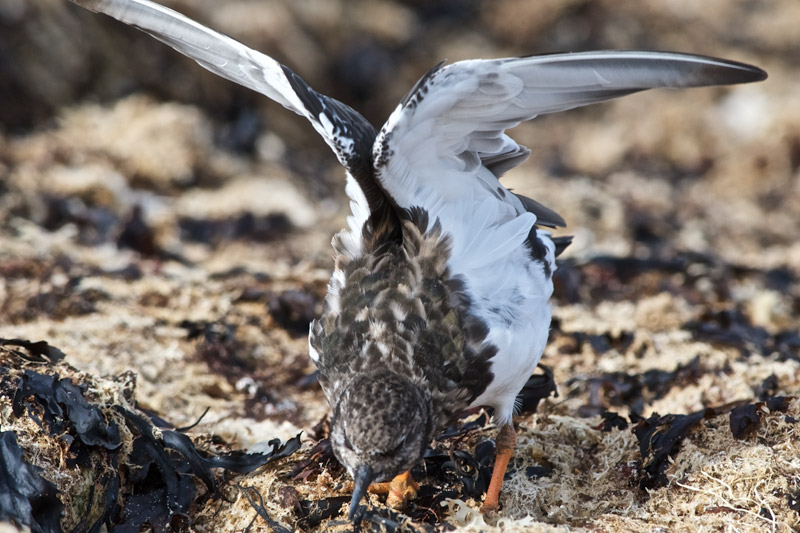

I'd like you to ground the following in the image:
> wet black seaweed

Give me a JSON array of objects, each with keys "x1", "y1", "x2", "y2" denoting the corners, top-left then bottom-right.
[
  {"x1": 404, "y1": 440, "x2": 493, "y2": 523},
  {"x1": 729, "y1": 396, "x2": 793, "y2": 439},
  {"x1": 203, "y1": 434, "x2": 302, "y2": 474},
  {"x1": 516, "y1": 366, "x2": 558, "y2": 415},
  {"x1": 789, "y1": 490, "x2": 800, "y2": 516},
  {"x1": 549, "y1": 318, "x2": 635, "y2": 358},
  {"x1": 240, "y1": 484, "x2": 294, "y2": 533},
  {"x1": 268, "y1": 289, "x2": 319, "y2": 338},
  {"x1": 3, "y1": 339, "x2": 302, "y2": 532},
  {"x1": 117, "y1": 407, "x2": 302, "y2": 530},
  {"x1": 289, "y1": 415, "x2": 493, "y2": 527},
  {"x1": 684, "y1": 307, "x2": 800, "y2": 361},
  {"x1": 355, "y1": 504, "x2": 440, "y2": 533},
  {"x1": 0, "y1": 431, "x2": 64, "y2": 533},
  {"x1": 632, "y1": 408, "x2": 714, "y2": 490},
  {"x1": 569, "y1": 356, "x2": 705, "y2": 417},
  {"x1": 554, "y1": 252, "x2": 800, "y2": 321},
  {"x1": 12, "y1": 370, "x2": 121, "y2": 450},
  {"x1": 289, "y1": 437, "x2": 341, "y2": 482},
  {"x1": 0, "y1": 338, "x2": 66, "y2": 364},
  {"x1": 296, "y1": 495, "x2": 352, "y2": 530},
  {"x1": 685, "y1": 308, "x2": 769, "y2": 354},
  {"x1": 436, "y1": 410, "x2": 490, "y2": 440},
  {"x1": 632, "y1": 397, "x2": 796, "y2": 490},
  {"x1": 596, "y1": 410, "x2": 629, "y2": 431}
]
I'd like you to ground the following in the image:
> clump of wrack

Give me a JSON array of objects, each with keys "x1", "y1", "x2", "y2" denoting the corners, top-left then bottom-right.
[{"x1": 0, "y1": 338, "x2": 301, "y2": 532}]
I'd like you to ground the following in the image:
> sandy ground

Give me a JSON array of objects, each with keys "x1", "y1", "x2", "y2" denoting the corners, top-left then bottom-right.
[{"x1": 1, "y1": 1, "x2": 799, "y2": 531}]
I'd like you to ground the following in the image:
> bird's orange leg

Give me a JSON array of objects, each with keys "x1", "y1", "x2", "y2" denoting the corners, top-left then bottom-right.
[
  {"x1": 369, "y1": 470, "x2": 419, "y2": 509},
  {"x1": 481, "y1": 423, "x2": 516, "y2": 513}
]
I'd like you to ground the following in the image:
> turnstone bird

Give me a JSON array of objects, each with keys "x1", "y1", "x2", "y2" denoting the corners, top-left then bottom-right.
[{"x1": 69, "y1": 0, "x2": 767, "y2": 520}]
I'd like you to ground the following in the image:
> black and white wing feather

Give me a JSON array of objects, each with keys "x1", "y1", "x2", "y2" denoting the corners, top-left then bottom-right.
[
  {"x1": 68, "y1": 0, "x2": 388, "y2": 216},
  {"x1": 374, "y1": 51, "x2": 766, "y2": 230}
]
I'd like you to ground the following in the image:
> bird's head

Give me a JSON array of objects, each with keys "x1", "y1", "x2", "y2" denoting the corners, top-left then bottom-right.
[{"x1": 329, "y1": 370, "x2": 432, "y2": 520}]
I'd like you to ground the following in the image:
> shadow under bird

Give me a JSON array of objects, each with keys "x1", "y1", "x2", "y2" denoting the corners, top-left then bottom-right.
[{"x1": 67, "y1": 0, "x2": 767, "y2": 522}]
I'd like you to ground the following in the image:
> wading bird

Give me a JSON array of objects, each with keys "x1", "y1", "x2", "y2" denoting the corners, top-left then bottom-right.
[{"x1": 67, "y1": 0, "x2": 766, "y2": 521}]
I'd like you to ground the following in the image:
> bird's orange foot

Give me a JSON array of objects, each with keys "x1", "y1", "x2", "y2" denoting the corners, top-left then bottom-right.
[
  {"x1": 480, "y1": 423, "x2": 517, "y2": 513},
  {"x1": 369, "y1": 470, "x2": 419, "y2": 509}
]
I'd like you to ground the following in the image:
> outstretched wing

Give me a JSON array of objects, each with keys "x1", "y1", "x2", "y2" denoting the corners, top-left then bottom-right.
[
  {"x1": 373, "y1": 51, "x2": 766, "y2": 268},
  {"x1": 68, "y1": 0, "x2": 391, "y2": 221}
]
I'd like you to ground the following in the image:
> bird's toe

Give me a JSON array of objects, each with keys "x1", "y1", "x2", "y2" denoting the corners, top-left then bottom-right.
[{"x1": 369, "y1": 470, "x2": 419, "y2": 509}]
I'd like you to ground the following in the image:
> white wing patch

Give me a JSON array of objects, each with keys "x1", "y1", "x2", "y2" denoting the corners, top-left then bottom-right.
[
  {"x1": 330, "y1": 172, "x2": 371, "y2": 261},
  {"x1": 71, "y1": 0, "x2": 307, "y2": 112},
  {"x1": 308, "y1": 331, "x2": 321, "y2": 362}
]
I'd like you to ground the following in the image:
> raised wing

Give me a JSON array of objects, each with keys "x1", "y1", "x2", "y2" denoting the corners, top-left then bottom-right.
[
  {"x1": 373, "y1": 51, "x2": 767, "y2": 234},
  {"x1": 68, "y1": 0, "x2": 391, "y2": 219}
]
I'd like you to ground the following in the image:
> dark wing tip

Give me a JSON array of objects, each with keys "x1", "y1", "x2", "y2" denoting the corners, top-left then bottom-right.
[
  {"x1": 514, "y1": 194, "x2": 567, "y2": 228},
  {"x1": 515, "y1": 50, "x2": 768, "y2": 88},
  {"x1": 630, "y1": 52, "x2": 768, "y2": 87},
  {"x1": 552, "y1": 235, "x2": 573, "y2": 257},
  {"x1": 741, "y1": 64, "x2": 768, "y2": 82},
  {"x1": 601, "y1": 51, "x2": 769, "y2": 88},
  {"x1": 695, "y1": 57, "x2": 767, "y2": 85}
]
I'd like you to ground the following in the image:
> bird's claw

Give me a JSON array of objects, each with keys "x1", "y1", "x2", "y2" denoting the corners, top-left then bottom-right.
[{"x1": 369, "y1": 470, "x2": 419, "y2": 509}]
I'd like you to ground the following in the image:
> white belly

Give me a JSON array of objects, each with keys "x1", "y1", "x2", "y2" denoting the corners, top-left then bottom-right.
[
  {"x1": 463, "y1": 245, "x2": 555, "y2": 424},
  {"x1": 468, "y1": 300, "x2": 551, "y2": 424}
]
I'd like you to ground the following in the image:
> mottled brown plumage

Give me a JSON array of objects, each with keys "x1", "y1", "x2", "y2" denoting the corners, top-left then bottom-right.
[{"x1": 311, "y1": 210, "x2": 496, "y2": 432}]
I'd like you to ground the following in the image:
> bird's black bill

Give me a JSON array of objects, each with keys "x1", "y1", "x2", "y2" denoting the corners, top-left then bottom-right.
[{"x1": 348, "y1": 464, "x2": 374, "y2": 522}]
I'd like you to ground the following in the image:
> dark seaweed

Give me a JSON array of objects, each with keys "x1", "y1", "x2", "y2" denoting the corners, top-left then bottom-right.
[
  {"x1": 0, "y1": 338, "x2": 66, "y2": 364},
  {"x1": 0, "y1": 431, "x2": 63, "y2": 533},
  {"x1": 685, "y1": 308, "x2": 800, "y2": 360},
  {"x1": 632, "y1": 408, "x2": 715, "y2": 489},
  {"x1": 13, "y1": 370, "x2": 121, "y2": 449},
  {"x1": 268, "y1": 289, "x2": 319, "y2": 338},
  {"x1": 729, "y1": 396, "x2": 793, "y2": 439},
  {"x1": 5, "y1": 347, "x2": 301, "y2": 532},
  {"x1": 179, "y1": 212, "x2": 292, "y2": 245},
  {"x1": 516, "y1": 365, "x2": 558, "y2": 415}
]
